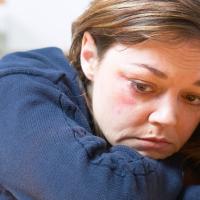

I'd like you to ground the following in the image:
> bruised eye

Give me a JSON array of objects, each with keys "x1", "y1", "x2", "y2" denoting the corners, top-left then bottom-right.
[
  {"x1": 130, "y1": 80, "x2": 155, "y2": 93},
  {"x1": 183, "y1": 94, "x2": 200, "y2": 106}
]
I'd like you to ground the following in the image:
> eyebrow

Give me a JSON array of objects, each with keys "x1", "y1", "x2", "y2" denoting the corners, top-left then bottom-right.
[
  {"x1": 134, "y1": 63, "x2": 168, "y2": 79},
  {"x1": 135, "y1": 63, "x2": 200, "y2": 87}
]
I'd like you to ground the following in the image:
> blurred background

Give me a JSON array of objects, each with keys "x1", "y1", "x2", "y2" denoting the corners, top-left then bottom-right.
[{"x1": 0, "y1": 0, "x2": 90, "y2": 57}]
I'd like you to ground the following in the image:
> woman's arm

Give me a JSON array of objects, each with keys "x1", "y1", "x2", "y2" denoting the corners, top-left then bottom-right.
[{"x1": 0, "y1": 49, "x2": 183, "y2": 200}]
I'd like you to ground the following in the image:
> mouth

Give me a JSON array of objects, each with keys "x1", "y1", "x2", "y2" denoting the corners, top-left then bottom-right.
[
  {"x1": 135, "y1": 137, "x2": 171, "y2": 150},
  {"x1": 139, "y1": 137, "x2": 170, "y2": 143}
]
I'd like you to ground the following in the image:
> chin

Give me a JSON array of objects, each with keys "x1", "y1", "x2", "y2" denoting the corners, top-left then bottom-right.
[{"x1": 138, "y1": 151, "x2": 173, "y2": 160}]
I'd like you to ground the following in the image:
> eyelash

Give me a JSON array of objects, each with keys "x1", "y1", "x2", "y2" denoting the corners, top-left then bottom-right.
[
  {"x1": 182, "y1": 94, "x2": 200, "y2": 106},
  {"x1": 130, "y1": 80, "x2": 156, "y2": 94},
  {"x1": 130, "y1": 79, "x2": 200, "y2": 106}
]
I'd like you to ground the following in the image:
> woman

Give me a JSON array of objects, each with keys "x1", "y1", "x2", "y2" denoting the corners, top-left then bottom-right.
[
  {"x1": 70, "y1": 0, "x2": 200, "y2": 184},
  {"x1": 0, "y1": 0, "x2": 199, "y2": 199}
]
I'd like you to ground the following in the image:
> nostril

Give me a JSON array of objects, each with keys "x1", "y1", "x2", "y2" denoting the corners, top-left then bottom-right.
[{"x1": 148, "y1": 107, "x2": 177, "y2": 126}]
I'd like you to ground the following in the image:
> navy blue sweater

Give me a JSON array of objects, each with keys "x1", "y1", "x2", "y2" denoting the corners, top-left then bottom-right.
[{"x1": 0, "y1": 47, "x2": 196, "y2": 200}]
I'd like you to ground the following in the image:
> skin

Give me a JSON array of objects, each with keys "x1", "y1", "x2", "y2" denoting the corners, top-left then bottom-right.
[{"x1": 80, "y1": 32, "x2": 200, "y2": 159}]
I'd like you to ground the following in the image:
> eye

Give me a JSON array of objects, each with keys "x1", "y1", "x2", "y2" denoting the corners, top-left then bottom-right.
[
  {"x1": 130, "y1": 80, "x2": 155, "y2": 94},
  {"x1": 183, "y1": 94, "x2": 200, "y2": 106}
]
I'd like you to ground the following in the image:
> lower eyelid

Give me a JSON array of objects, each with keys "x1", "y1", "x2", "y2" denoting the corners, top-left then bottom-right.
[
  {"x1": 130, "y1": 82, "x2": 155, "y2": 94},
  {"x1": 128, "y1": 79, "x2": 160, "y2": 94},
  {"x1": 182, "y1": 95, "x2": 200, "y2": 105}
]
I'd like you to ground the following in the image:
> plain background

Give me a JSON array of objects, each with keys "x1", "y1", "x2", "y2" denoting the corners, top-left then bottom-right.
[{"x1": 0, "y1": 0, "x2": 90, "y2": 55}]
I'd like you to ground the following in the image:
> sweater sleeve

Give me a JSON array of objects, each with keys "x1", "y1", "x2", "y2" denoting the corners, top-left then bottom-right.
[
  {"x1": 179, "y1": 185, "x2": 200, "y2": 200},
  {"x1": 0, "y1": 73, "x2": 182, "y2": 200}
]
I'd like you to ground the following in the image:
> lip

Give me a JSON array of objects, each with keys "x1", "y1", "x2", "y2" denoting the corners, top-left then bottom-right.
[
  {"x1": 135, "y1": 137, "x2": 171, "y2": 150},
  {"x1": 139, "y1": 137, "x2": 170, "y2": 144}
]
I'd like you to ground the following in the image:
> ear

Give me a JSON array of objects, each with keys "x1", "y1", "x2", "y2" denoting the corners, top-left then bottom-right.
[{"x1": 80, "y1": 32, "x2": 98, "y2": 81}]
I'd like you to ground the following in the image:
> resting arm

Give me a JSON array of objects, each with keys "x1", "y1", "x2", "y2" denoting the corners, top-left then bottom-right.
[{"x1": 0, "y1": 73, "x2": 182, "y2": 200}]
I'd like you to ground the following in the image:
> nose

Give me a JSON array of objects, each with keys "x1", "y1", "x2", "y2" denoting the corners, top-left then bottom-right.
[{"x1": 148, "y1": 94, "x2": 178, "y2": 127}]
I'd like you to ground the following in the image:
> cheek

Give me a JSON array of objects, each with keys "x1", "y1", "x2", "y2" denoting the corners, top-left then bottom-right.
[
  {"x1": 113, "y1": 94, "x2": 136, "y2": 116},
  {"x1": 184, "y1": 122, "x2": 199, "y2": 138},
  {"x1": 116, "y1": 89, "x2": 136, "y2": 105},
  {"x1": 114, "y1": 75, "x2": 137, "y2": 106},
  {"x1": 110, "y1": 77, "x2": 148, "y2": 122},
  {"x1": 111, "y1": 90, "x2": 148, "y2": 126},
  {"x1": 177, "y1": 117, "x2": 199, "y2": 146},
  {"x1": 93, "y1": 71, "x2": 134, "y2": 113},
  {"x1": 110, "y1": 81, "x2": 137, "y2": 115}
]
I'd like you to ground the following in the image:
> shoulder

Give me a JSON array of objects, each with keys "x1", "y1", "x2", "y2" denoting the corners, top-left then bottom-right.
[
  {"x1": 0, "y1": 47, "x2": 76, "y2": 82},
  {"x1": 0, "y1": 47, "x2": 90, "y2": 128}
]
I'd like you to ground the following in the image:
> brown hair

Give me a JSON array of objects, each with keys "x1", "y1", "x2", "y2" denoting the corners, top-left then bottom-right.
[
  {"x1": 68, "y1": 0, "x2": 200, "y2": 174},
  {"x1": 181, "y1": 127, "x2": 200, "y2": 184},
  {"x1": 68, "y1": 0, "x2": 200, "y2": 87}
]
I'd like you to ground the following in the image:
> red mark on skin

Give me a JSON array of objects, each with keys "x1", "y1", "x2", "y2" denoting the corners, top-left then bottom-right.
[
  {"x1": 111, "y1": 88, "x2": 136, "y2": 117},
  {"x1": 117, "y1": 92, "x2": 135, "y2": 106},
  {"x1": 115, "y1": 71, "x2": 136, "y2": 106}
]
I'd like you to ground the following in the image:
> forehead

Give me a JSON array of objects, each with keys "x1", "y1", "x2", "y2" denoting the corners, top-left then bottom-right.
[{"x1": 103, "y1": 39, "x2": 200, "y2": 71}]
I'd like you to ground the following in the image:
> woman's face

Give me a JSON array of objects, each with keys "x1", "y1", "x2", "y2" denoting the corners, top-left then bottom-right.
[{"x1": 81, "y1": 34, "x2": 200, "y2": 159}]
